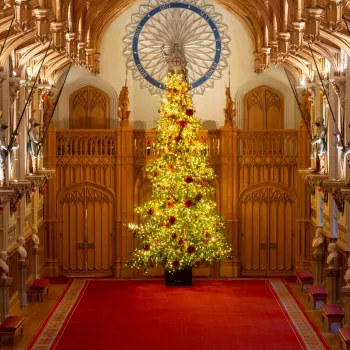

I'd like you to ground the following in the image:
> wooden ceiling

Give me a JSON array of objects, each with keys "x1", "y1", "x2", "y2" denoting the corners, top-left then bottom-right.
[{"x1": 0, "y1": 0, "x2": 350, "y2": 85}]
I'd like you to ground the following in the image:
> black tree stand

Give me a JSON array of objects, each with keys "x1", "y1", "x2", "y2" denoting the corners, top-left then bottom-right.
[{"x1": 165, "y1": 268, "x2": 192, "y2": 286}]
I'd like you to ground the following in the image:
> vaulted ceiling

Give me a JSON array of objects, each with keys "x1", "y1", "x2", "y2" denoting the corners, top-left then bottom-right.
[{"x1": 0, "y1": 0, "x2": 350, "y2": 85}]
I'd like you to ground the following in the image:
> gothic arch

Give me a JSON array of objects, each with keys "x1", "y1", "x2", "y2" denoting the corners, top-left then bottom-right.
[
  {"x1": 236, "y1": 73, "x2": 296, "y2": 129},
  {"x1": 58, "y1": 73, "x2": 118, "y2": 128}
]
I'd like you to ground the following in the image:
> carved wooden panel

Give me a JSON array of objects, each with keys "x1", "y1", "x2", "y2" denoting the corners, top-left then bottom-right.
[
  {"x1": 244, "y1": 85, "x2": 284, "y2": 129},
  {"x1": 58, "y1": 184, "x2": 114, "y2": 275},
  {"x1": 241, "y1": 185, "x2": 294, "y2": 276},
  {"x1": 69, "y1": 86, "x2": 110, "y2": 129}
]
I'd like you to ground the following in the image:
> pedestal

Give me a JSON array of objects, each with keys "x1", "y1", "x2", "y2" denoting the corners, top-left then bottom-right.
[
  {"x1": 32, "y1": 246, "x2": 40, "y2": 280},
  {"x1": 0, "y1": 277, "x2": 12, "y2": 322},
  {"x1": 341, "y1": 284, "x2": 350, "y2": 327},
  {"x1": 325, "y1": 268, "x2": 339, "y2": 304},
  {"x1": 165, "y1": 268, "x2": 192, "y2": 286},
  {"x1": 18, "y1": 260, "x2": 29, "y2": 307},
  {"x1": 311, "y1": 251, "x2": 324, "y2": 286}
]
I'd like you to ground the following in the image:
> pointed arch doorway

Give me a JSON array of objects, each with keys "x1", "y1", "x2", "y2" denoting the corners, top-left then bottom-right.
[
  {"x1": 240, "y1": 183, "x2": 295, "y2": 276},
  {"x1": 58, "y1": 183, "x2": 114, "y2": 276}
]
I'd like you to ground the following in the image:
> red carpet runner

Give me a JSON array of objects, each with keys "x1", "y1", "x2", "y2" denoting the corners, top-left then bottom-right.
[{"x1": 27, "y1": 279, "x2": 329, "y2": 350}]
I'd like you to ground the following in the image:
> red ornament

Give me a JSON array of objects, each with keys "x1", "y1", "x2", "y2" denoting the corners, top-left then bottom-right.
[
  {"x1": 186, "y1": 109, "x2": 194, "y2": 116},
  {"x1": 143, "y1": 243, "x2": 150, "y2": 251},
  {"x1": 185, "y1": 176, "x2": 194, "y2": 183},
  {"x1": 178, "y1": 120, "x2": 186, "y2": 128},
  {"x1": 168, "y1": 216, "x2": 176, "y2": 224},
  {"x1": 172, "y1": 260, "x2": 180, "y2": 268},
  {"x1": 184, "y1": 199, "x2": 194, "y2": 208},
  {"x1": 42, "y1": 94, "x2": 47, "y2": 101},
  {"x1": 168, "y1": 202, "x2": 174, "y2": 207},
  {"x1": 31, "y1": 188, "x2": 36, "y2": 193},
  {"x1": 168, "y1": 88, "x2": 172, "y2": 93},
  {"x1": 187, "y1": 246, "x2": 196, "y2": 254}
]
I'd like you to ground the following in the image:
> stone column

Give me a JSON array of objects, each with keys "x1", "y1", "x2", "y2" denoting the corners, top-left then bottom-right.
[
  {"x1": 18, "y1": 260, "x2": 28, "y2": 307},
  {"x1": 0, "y1": 277, "x2": 12, "y2": 322},
  {"x1": 325, "y1": 267, "x2": 340, "y2": 304}
]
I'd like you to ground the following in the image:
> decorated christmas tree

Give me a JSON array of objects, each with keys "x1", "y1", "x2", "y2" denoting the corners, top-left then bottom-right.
[{"x1": 127, "y1": 72, "x2": 232, "y2": 273}]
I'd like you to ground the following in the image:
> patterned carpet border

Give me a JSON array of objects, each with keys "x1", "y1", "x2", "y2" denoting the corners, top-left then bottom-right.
[
  {"x1": 269, "y1": 280, "x2": 330, "y2": 350},
  {"x1": 26, "y1": 279, "x2": 332, "y2": 350},
  {"x1": 26, "y1": 280, "x2": 87, "y2": 350}
]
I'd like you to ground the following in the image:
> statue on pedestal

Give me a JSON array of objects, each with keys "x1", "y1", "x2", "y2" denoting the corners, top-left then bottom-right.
[
  {"x1": 161, "y1": 43, "x2": 188, "y2": 74},
  {"x1": 117, "y1": 86, "x2": 131, "y2": 126},
  {"x1": 17, "y1": 236, "x2": 27, "y2": 261},
  {"x1": 0, "y1": 112, "x2": 8, "y2": 186},
  {"x1": 27, "y1": 117, "x2": 40, "y2": 173},
  {"x1": 326, "y1": 242, "x2": 338, "y2": 269},
  {"x1": 32, "y1": 226, "x2": 39, "y2": 248},
  {"x1": 312, "y1": 227, "x2": 324, "y2": 254},
  {"x1": 223, "y1": 86, "x2": 236, "y2": 127},
  {"x1": 0, "y1": 251, "x2": 9, "y2": 279}
]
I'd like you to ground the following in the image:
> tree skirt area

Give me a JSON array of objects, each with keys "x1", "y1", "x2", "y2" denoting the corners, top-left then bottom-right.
[{"x1": 26, "y1": 279, "x2": 330, "y2": 350}]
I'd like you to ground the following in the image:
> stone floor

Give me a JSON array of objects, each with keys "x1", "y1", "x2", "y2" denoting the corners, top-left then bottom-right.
[{"x1": 1, "y1": 279, "x2": 342, "y2": 349}]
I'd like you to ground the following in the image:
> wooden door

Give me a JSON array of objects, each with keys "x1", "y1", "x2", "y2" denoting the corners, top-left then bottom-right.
[
  {"x1": 58, "y1": 183, "x2": 114, "y2": 276},
  {"x1": 241, "y1": 185, "x2": 294, "y2": 276},
  {"x1": 243, "y1": 85, "x2": 284, "y2": 129},
  {"x1": 69, "y1": 86, "x2": 110, "y2": 129}
]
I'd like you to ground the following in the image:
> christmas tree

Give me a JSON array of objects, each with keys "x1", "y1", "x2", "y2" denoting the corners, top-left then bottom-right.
[{"x1": 127, "y1": 72, "x2": 232, "y2": 273}]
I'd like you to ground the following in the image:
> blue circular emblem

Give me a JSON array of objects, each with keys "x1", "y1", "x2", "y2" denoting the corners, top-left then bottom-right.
[{"x1": 132, "y1": 2, "x2": 222, "y2": 90}]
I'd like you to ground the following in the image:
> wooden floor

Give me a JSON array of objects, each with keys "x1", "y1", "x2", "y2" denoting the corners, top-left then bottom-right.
[{"x1": 2, "y1": 279, "x2": 341, "y2": 349}]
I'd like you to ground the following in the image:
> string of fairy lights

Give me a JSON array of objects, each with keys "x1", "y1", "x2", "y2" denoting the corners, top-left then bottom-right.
[{"x1": 126, "y1": 72, "x2": 232, "y2": 273}]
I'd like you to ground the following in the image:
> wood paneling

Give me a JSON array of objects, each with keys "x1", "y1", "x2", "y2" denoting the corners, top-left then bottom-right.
[{"x1": 69, "y1": 86, "x2": 110, "y2": 129}]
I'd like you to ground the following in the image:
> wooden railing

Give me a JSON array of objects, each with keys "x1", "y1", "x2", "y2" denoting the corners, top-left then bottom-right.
[
  {"x1": 238, "y1": 129, "x2": 298, "y2": 156},
  {"x1": 56, "y1": 130, "x2": 116, "y2": 157}
]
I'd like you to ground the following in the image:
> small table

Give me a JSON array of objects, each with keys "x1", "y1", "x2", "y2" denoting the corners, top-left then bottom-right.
[
  {"x1": 29, "y1": 279, "x2": 50, "y2": 301},
  {"x1": 0, "y1": 316, "x2": 24, "y2": 347}
]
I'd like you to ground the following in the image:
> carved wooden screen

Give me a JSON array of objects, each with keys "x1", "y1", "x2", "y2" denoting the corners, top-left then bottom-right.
[
  {"x1": 69, "y1": 86, "x2": 110, "y2": 129},
  {"x1": 241, "y1": 185, "x2": 294, "y2": 276},
  {"x1": 58, "y1": 184, "x2": 114, "y2": 276},
  {"x1": 243, "y1": 86, "x2": 284, "y2": 129}
]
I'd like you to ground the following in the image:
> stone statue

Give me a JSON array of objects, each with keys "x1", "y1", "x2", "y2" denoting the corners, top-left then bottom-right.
[
  {"x1": 326, "y1": 242, "x2": 338, "y2": 269},
  {"x1": 311, "y1": 116, "x2": 327, "y2": 156},
  {"x1": 17, "y1": 236, "x2": 27, "y2": 261},
  {"x1": 344, "y1": 257, "x2": 350, "y2": 286},
  {"x1": 0, "y1": 112, "x2": 8, "y2": 186},
  {"x1": 27, "y1": 117, "x2": 40, "y2": 173},
  {"x1": 117, "y1": 86, "x2": 131, "y2": 126},
  {"x1": 161, "y1": 43, "x2": 187, "y2": 74},
  {"x1": 312, "y1": 227, "x2": 324, "y2": 254},
  {"x1": 0, "y1": 251, "x2": 9, "y2": 279},
  {"x1": 223, "y1": 86, "x2": 236, "y2": 127},
  {"x1": 32, "y1": 226, "x2": 39, "y2": 248},
  {"x1": 300, "y1": 89, "x2": 312, "y2": 123}
]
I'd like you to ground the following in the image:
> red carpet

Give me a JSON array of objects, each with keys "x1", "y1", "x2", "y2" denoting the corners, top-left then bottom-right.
[{"x1": 27, "y1": 280, "x2": 329, "y2": 350}]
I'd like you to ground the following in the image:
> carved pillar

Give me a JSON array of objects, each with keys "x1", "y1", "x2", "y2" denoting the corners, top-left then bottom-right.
[
  {"x1": 297, "y1": 122, "x2": 311, "y2": 269},
  {"x1": 312, "y1": 247, "x2": 324, "y2": 286},
  {"x1": 304, "y1": 8, "x2": 323, "y2": 43},
  {"x1": 115, "y1": 126, "x2": 134, "y2": 277},
  {"x1": 325, "y1": 0, "x2": 343, "y2": 31},
  {"x1": 43, "y1": 125, "x2": 58, "y2": 276},
  {"x1": 326, "y1": 267, "x2": 340, "y2": 304},
  {"x1": 66, "y1": 32, "x2": 78, "y2": 60},
  {"x1": 18, "y1": 260, "x2": 28, "y2": 307},
  {"x1": 341, "y1": 284, "x2": 350, "y2": 327},
  {"x1": 51, "y1": 22, "x2": 66, "y2": 53},
  {"x1": 14, "y1": 0, "x2": 33, "y2": 32},
  {"x1": 33, "y1": 9, "x2": 51, "y2": 44},
  {"x1": 219, "y1": 125, "x2": 234, "y2": 277},
  {"x1": 278, "y1": 32, "x2": 290, "y2": 61},
  {"x1": 290, "y1": 22, "x2": 305, "y2": 53},
  {"x1": 0, "y1": 278, "x2": 12, "y2": 322}
]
